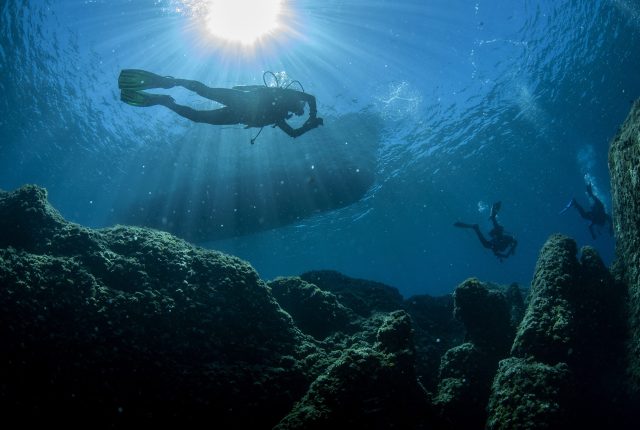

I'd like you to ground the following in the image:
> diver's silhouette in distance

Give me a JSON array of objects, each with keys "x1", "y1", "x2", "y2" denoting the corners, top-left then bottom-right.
[
  {"x1": 454, "y1": 201, "x2": 518, "y2": 262},
  {"x1": 560, "y1": 183, "x2": 613, "y2": 239}
]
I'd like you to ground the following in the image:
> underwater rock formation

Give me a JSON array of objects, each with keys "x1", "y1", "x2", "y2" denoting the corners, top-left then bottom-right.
[
  {"x1": 504, "y1": 282, "x2": 526, "y2": 328},
  {"x1": 609, "y1": 98, "x2": 640, "y2": 398},
  {"x1": 404, "y1": 293, "x2": 465, "y2": 391},
  {"x1": 486, "y1": 235, "x2": 627, "y2": 429},
  {"x1": 268, "y1": 276, "x2": 355, "y2": 339},
  {"x1": 274, "y1": 310, "x2": 432, "y2": 430},
  {"x1": 300, "y1": 270, "x2": 405, "y2": 316},
  {"x1": 434, "y1": 278, "x2": 519, "y2": 429},
  {"x1": 487, "y1": 358, "x2": 572, "y2": 430},
  {"x1": 301, "y1": 269, "x2": 465, "y2": 392},
  {"x1": 0, "y1": 184, "x2": 444, "y2": 428},
  {"x1": 435, "y1": 342, "x2": 495, "y2": 429},
  {"x1": 0, "y1": 185, "x2": 317, "y2": 427},
  {"x1": 452, "y1": 278, "x2": 514, "y2": 357},
  {"x1": 1, "y1": 181, "x2": 636, "y2": 428},
  {"x1": 509, "y1": 235, "x2": 580, "y2": 364}
]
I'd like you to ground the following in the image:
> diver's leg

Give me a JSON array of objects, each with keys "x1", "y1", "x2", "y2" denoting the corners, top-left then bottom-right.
[
  {"x1": 489, "y1": 201, "x2": 501, "y2": 219},
  {"x1": 472, "y1": 225, "x2": 493, "y2": 249},
  {"x1": 572, "y1": 201, "x2": 589, "y2": 219},
  {"x1": 588, "y1": 224, "x2": 597, "y2": 240},
  {"x1": 173, "y1": 79, "x2": 246, "y2": 105},
  {"x1": 160, "y1": 99, "x2": 240, "y2": 125}
]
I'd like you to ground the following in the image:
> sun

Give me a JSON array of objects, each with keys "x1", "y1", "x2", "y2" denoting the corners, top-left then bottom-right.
[{"x1": 205, "y1": 0, "x2": 284, "y2": 45}]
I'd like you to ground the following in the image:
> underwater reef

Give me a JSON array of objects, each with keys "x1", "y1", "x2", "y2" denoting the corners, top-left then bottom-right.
[
  {"x1": 609, "y1": 99, "x2": 640, "y2": 407},
  {"x1": 1, "y1": 99, "x2": 639, "y2": 428}
]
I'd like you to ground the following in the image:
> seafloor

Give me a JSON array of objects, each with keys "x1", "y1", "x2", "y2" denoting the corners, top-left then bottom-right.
[{"x1": 1, "y1": 100, "x2": 639, "y2": 429}]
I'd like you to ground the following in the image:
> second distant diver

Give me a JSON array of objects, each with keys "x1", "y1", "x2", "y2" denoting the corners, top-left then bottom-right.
[
  {"x1": 454, "y1": 201, "x2": 518, "y2": 262},
  {"x1": 560, "y1": 182, "x2": 613, "y2": 239},
  {"x1": 118, "y1": 69, "x2": 324, "y2": 139}
]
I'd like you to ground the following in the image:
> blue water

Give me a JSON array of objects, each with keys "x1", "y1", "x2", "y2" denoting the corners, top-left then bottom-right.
[{"x1": 1, "y1": 0, "x2": 638, "y2": 297}]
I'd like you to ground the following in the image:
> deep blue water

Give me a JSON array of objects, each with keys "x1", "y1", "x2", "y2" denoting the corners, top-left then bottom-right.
[{"x1": 1, "y1": 0, "x2": 638, "y2": 297}]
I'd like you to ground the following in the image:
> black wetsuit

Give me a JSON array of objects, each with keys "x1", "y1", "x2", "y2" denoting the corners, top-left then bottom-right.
[
  {"x1": 571, "y1": 186, "x2": 614, "y2": 239},
  {"x1": 159, "y1": 80, "x2": 322, "y2": 138},
  {"x1": 454, "y1": 202, "x2": 518, "y2": 262}
]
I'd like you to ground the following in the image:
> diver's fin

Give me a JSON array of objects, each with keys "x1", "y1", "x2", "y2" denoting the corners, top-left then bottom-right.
[
  {"x1": 490, "y1": 201, "x2": 502, "y2": 219},
  {"x1": 559, "y1": 198, "x2": 575, "y2": 215},
  {"x1": 118, "y1": 69, "x2": 175, "y2": 91},
  {"x1": 454, "y1": 222, "x2": 475, "y2": 229},
  {"x1": 120, "y1": 90, "x2": 173, "y2": 107}
]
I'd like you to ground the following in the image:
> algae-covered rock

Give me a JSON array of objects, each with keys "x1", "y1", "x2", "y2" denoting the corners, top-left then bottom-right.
[
  {"x1": 486, "y1": 358, "x2": 572, "y2": 430},
  {"x1": 0, "y1": 185, "x2": 446, "y2": 429},
  {"x1": 403, "y1": 293, "x2": 464, "y2": 391},
  {"x1": 504, "y1": 282, "x2": 526, "y2": 328},
  {"x1": 0, "y1": 185, "x2": 316, "y2": 427},
  {"x1": 268, "y1": 276, "x2": 354, "y2": 339},
  {"x1": 609, "y1": 98, "x2": 640, "y2": 395},
  {"x1": 375, "y1": 309, "x2": 414, "y2": 356},
  {"x1": 487, "y1": 234, "x2": 628, "y2": 429},
  {"x1": 434, "y1": 342, "x2": 496, "y2": 429},
  {"x1": 510, "y1": 234, "x2": 579, "y2": 364},
  {"x1": 297, "y1": 270, "x2": 465, "y2": 393},
  {"x1": 0, "y1": 184, "x2": 69, "y2": 250},
  {"x1": 4, "y1": 177, "x2": 634, "y2": 429},
  {"x1": 274, "y1": 311, "x2": 431, "y2": 430},
  {"x1": 300, "y1": 270, "x2": 404, "y2": 316},
  {"x1": 453, "y1": 278, "x2": 514, "y2": 357},
  {"x1": 433, "y1": 279, "x2": 515, "y2": 429}
]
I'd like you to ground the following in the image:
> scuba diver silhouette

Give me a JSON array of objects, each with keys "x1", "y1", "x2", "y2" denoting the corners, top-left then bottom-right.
[
  {"x1": 118, "y1": 69, "x2": 324, "y2": 142},
  {"x1": 454, "y1": 201, "x2": 518, "y2": 262},
  {"x1": 560, "y1": 183, "x2": 613, "y2": 239}
]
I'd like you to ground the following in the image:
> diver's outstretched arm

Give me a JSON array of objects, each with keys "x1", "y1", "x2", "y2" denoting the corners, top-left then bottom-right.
[
  {"x1": 300, "y1": 92, "x2": 318, "y2": 118},
  {"x1": 276, "y1": 117, "x2": 323, "y2": 138}
]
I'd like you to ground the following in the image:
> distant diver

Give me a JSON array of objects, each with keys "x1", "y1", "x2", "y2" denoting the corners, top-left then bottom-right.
[
  {"x1": 454, "y1": 201, "x2": 518, "y2": 262},
  {"x1": 118, "y1": 69, "x2": 324, "y2": 142},
  {"x1": 560, "y1": 182, "x2": 613, "y2": 239}
]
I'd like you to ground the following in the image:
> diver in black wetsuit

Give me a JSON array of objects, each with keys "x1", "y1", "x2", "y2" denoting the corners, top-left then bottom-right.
[
  {"x1": 561, "y1": 183, "x2": 613, "y2": 239},
  {"x1": 118, "y1": 69, "x2": 324, "y2": 141},
  {"x1": 454, "y1": 201, "x2": 518, "y2": 262}
]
